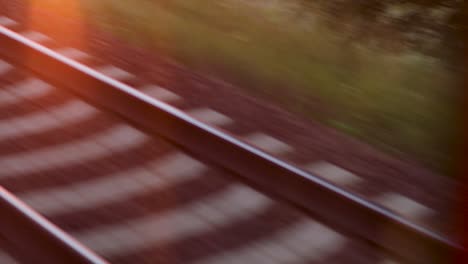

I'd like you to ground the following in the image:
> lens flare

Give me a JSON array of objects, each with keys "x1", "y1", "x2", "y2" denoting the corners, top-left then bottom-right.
[{"x1": 25, "y1": 0, "x2": 86, "y2": 48}]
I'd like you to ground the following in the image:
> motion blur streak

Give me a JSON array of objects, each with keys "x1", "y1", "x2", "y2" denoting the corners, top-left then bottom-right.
[{"x1": 456, "y1": 4, "x2": 468, "y2": 263}]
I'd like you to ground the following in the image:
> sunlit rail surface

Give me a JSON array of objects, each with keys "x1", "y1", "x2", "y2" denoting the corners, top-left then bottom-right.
[{"x1": 0, "y1": 14, "x2": 463, "y2": 264}]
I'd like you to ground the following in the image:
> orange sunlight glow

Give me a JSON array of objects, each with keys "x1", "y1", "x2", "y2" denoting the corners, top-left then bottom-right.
[{"x1": 25, "y1": 0, "x2": 87, "y2": 49}]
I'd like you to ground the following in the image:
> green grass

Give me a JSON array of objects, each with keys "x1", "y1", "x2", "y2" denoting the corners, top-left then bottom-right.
[{"x1": 80, "y1": 0, "x2": 462, "y2": 175}]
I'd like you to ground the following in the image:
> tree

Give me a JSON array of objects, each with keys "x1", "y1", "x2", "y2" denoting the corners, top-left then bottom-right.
[{"x1": 297, "y1": 0, "x2": 465, "y2": 70}]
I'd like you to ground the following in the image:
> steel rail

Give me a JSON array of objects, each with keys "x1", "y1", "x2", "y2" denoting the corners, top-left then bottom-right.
[
  {"x1": 0, "y1": 25, "x2": 462, "y2": 263},
  {"x1": 0, "y1": 187, "x2": 108, "y2": 264}
]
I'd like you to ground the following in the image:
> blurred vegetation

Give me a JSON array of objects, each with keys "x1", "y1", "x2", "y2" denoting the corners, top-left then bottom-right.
[{"x1": 81, "y1": 0, "x2": 463, "y2": 175}]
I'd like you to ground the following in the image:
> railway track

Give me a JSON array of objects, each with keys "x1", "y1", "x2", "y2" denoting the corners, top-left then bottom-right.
[{"x1": 0, "y1": 16, "x2": 462, "y2": 263}]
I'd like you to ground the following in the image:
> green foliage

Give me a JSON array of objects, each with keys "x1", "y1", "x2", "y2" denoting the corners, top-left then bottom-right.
[{"x1": 81, "y1": 0, "x2": 462, "y2": 174}]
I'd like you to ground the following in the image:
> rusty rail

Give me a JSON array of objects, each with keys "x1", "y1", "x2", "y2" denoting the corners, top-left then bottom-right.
[{"x1": 0, "y1": 187, "x2": 108, "y2": 264}]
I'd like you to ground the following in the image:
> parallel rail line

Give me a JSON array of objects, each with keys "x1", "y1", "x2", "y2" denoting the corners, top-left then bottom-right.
[
  {"x1": 0, "y1": 187, "x2": 108, "y2": 264},
  {"x1": 0, "y1": 19, "x2": 463, "y2": 263}
]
